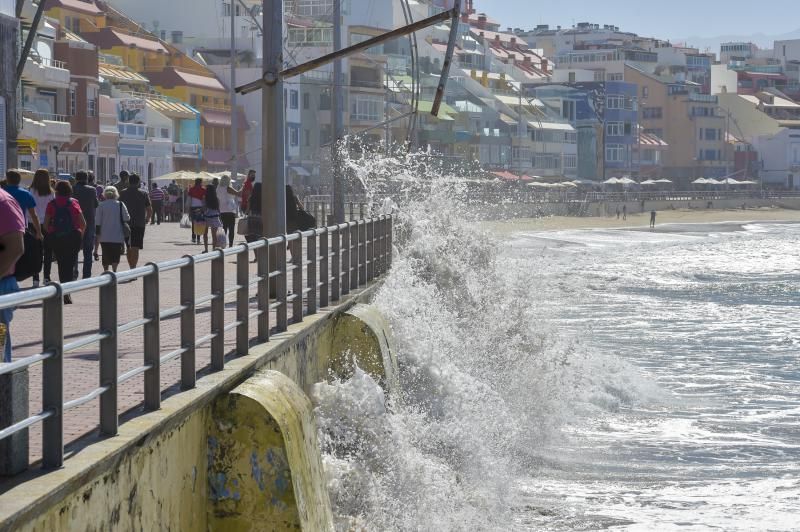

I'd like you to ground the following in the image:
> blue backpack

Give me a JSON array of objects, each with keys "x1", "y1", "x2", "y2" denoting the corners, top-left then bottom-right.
[{"x1": 51, "y1": 199, "x2": 75, "y2": 237}]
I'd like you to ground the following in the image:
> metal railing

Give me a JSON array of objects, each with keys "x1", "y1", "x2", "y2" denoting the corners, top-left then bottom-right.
[{"x1": 0, "y1": 216, "x2": 393, "y2": 470}]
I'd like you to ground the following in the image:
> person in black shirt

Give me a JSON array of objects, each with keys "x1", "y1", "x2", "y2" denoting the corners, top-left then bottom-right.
[
  {"x1": 119, "y1": 174, "x2": 152, "y2": 269},
  {"x1": 73, "y1": 170, "x2": 99, "y2": 279}
]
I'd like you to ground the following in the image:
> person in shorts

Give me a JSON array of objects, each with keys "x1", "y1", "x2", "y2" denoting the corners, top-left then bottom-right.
[{"x1": 119, "y1": 174, "x2": 152, "y2": 269}]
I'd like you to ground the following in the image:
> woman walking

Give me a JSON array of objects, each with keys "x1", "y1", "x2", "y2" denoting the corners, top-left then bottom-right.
[
  {"x1": 43, "y1": 181, "x2": 86, "y2": 304},
  {"x1": 217, "y1": 175, "x2": 240, "y2": 247},
  {"x1": 95, "y1": 186, "x2": 130, "y2": 272},
  {"x1": 204, "y1": 181, "x2": 223, "y2": 252},
  {"x1": 29, "y1": 169, "x2": 54, "y2": 287}
]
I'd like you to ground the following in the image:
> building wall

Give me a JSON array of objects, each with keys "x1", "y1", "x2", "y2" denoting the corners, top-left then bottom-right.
[
  {"x1": 711, "y1": 64, "x2": 738, "y2": 95},
  {"x1": 752, "y1": 128, "x2": 800, "y2": 189},
  {"x1": 0, "y1": 11, "x2": 18, "y2": 172}
]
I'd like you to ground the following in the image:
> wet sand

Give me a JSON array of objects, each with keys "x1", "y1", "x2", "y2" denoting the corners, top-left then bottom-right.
[{"x1": 482, "y1": 207, "x2": 800, "y2": 236}]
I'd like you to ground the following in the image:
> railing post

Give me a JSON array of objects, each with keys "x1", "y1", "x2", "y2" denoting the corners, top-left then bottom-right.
[
  {"x1": 387, "y1": 214, "x2": 393, "y2": 269},
  {"x1": 211, "y1": 250, "x2": 225, "y2": 370},
  {"x1": 307, "y1": 231, "x2": 318, "y2": 315},
  {"x1": 319, "y1": 227, "x2": 329, "y2": 308},
  {"x1": 331, "y1": 225, "x2": 341, "y2": 302},
  {"x1": 143, "y1": 263, "x2": 161, "y2": 411},
  {"x1": 341, "y1": 223, "x2": 351, "y2": 296},
  {"x1": 367, "y1": 218, "x2": 375, "y2": 282},
  {"x1": 41, "y1": 286, "x2": 63, "y2": 469},
  {"x1": 256, "y1": 239, "x2": 270, "y2": 341},
  {"x1": 350, "y1": 221, "x2": 359, "y2": 290},
  {"x1": 349, "y1": 202, "x2": 354, "y2": 221},
  {"x1": 322, "y1": 201, "x2": 328, "y2": 226},
  {"x1": 358, "y1": 220, "x2": 367, "y2": 286},
  {"x1": 291, "y1": 233, "x2": 304, "y2": 323},
  {"x1": 375, "y1": 216, "x2": 384, "y2": 276},
  {"x1": 99, "y1": 272, "x2": 118, "y2": 435},
  {"x1": 359, "y1": 203, "x2": 365, "y2": 219},
  {"x1": 276, "y1": 237, "x2": 288, "y2": 332},
  {"x1": 180, "y1": 256, "x2": 196, "y2": 390},
  {"x1": 236, "y1": 245, "x2": 250, "y2": 355}
]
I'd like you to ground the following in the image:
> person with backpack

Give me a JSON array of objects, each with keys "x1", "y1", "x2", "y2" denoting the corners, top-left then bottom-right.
[
  {"x1": 73, "y1": 171, "x2": 99, "y2": 279},
  {"x1": 43, "y1": 181, "x2": 86, "y2": 304}
]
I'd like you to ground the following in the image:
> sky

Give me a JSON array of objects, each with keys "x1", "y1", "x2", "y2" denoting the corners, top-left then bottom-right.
[{"x1": 473, "y1": 0, "x2": 800, "y2": 46}]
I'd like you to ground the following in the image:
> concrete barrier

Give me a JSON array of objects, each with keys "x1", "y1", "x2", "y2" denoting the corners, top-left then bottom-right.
[{"x1": 0, "y1": 285, "x2": 396, "y2": 531}]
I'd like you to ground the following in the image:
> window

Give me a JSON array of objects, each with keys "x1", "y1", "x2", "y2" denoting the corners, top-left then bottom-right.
[
  {"x1": 642, "y1": 86, "x2": 649, "y2": 98},
  {"x1": 69, "y1": 89, "x2": 76, "y2": 116},
  {"x1": 606, "y1": 122, "x2": 624, "y2": 136},
  {"x1": 88, "y1": 97, "x2": 96, "y2": 117},
  {"x1": 303, "y1": 92, "x2": 309, "y2": 109},
  {"x1": 606, "y1": 73, "x2": 623, "y2": 81},
  {"x1": 607, "y1": 95, "x2": 625, "y2": 109},
  {"x1": 160, "y1": 128, "x2": 170, "y2": 139},
  {"x1": 564, "y1": 154, "x2": 577, "y2": 168},
  {"x1": 606, "y1": 144, "x2": 625, "y2": 162},
  {"x1": 644, "y1": 128, "x2": 664, "y2": 138},
  {"x1": 350, "y1": 95, "x2": 382, "y2": 121},
  {"x1": 304, "y1": 129, "x2": 310, "y2": 147},
  {"x1": 289, "y1": 125, "x2": 299, "y2": 146},
  {"x1": 320, "y1": 89, "x2": 331, "y2": 110},
  {"x1": 642, "y1": 107, "x2": 662, "y2": 119},
  {"x1": 289, "y1": 90, "x2": 299, "y2": 109}
]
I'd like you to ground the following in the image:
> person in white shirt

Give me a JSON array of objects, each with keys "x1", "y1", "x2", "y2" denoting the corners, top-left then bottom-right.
[
  {"x1": 217, "y1": 175, "x2": 241, "y2": 247},
  {"x1": 29, "y1": 169, "x2": 55, "y2": 286}
]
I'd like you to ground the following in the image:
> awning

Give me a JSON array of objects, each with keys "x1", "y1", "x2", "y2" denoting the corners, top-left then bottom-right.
[
  {"x1": 99, "y1": 64, "x2": 149, "y2": 85},
  {"x1": 203, "y1": 149, "x2": 250, "y2": 168},
  {"x1": 528, "y1": 121, "x2": 574, "y2": 131},
  {"x1": 289, "y1": 166, "x2": 311, "y2": 177},
  {"x1": 201, "y1": 109, "x2": 249, "y2": 129}
]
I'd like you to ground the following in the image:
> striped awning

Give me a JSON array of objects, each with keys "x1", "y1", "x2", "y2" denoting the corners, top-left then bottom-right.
[
  {"x1": 639, "y1": 132, "x2": 668, "y2": 147},
  {"x1": 99, "y1": 64, "x2": 149, "y2": 85}
]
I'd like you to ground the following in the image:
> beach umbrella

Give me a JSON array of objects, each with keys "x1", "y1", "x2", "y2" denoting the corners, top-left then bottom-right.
[
  {"x1": 603, "y1": 177, "x2": 621, "y2": 185},
  {"x1": 722, "y1": 178, "x2": 742, "y2": 185},
  {"x1": 692, "y1": 178, "x2": 708, "y2": 184},
  {"x1": 640, "y1": 179, "x2": 657, "y2": 185},
  {"x1": 655, "y1": 179, "x2": 673, "y2": 183},
  {"x1": 705, "y1": 178, "x2": 722, "y2": 185},
  {"x1": 6, "y1": 168, "x2": 34, "y2": 187},
  {"x1": 617, "y1": 177, "x2": 637, "y2": 185},
  {"x1": 151, "y1": 171, "x2": 217, "y2": 187}
]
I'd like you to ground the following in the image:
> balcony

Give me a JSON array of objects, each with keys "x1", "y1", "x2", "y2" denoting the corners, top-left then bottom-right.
[
  {"x1": 688, "y1": 93, "x2": 718, "y2": 103},
  {"x1": 174, "y1": 143, "x2": 201, "y2": 158},
  {"x1": 22, "y1": 57, "x2": 70, "y2": 89},
  {"x1": 21, "y1": 111, "x2": 71, "y2": 143}
]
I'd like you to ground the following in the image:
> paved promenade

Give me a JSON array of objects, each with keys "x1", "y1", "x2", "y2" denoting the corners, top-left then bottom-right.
[{"x1": 8, "y1": 222, "x2": 275, "y2": 463}]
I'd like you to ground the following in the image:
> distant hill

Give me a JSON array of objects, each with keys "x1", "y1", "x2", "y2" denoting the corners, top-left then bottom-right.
[{"x1": 673, "y1": 29, "x2": 800, "y2": 55}]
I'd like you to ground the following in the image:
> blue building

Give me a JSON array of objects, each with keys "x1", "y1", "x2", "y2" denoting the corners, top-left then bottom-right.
[{"x1": 532, "y1": 80, "x2": 640, "y2": 180}]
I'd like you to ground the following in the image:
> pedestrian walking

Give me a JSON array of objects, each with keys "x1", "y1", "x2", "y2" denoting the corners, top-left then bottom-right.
[
  {"x1": 43, "y1": 181, "x2": 86, "y2": 304},
  {"x1": 240, "y1": 170, "x2": 256, "y2": 212},
  {"x1": 204, "y1": 180, "x2": 223, "y2": 252},
  {"x1": 73, "y1": 171, "x2": 99, "y2": 279},
  {"x1": 0, "y1": 188, "x2": 25, "y2": 362},
  {"x1": 188, "y1": 178, "x2": 206, "y2": 244},
  {"x1": 650, "y1": 210, "x2": 657, "y2": 229},
  {"x1": 119, "y1": 174, "x2": 152, "y2": 269},
  {"x1": 95, "y1": 186, "x2": 130, "y2": 272},
  {"x1": 622, "y1": 204, "x2": 627, "y2": 221},
  {"x1": 616, "y1": 207, "x2": 620, "y2": 219},
  {"x1": 29, "y1": 169, "x2": 54, "y2": 287},
  {"x1": 149, "y1": 182, "x2": 165, "y2": 225},
  {"x1": 3, "y1": 170, "x2": 43, "y2": 241},
  {"x1": 217, "y1": 175, "x2": 241, "y2": 247}
]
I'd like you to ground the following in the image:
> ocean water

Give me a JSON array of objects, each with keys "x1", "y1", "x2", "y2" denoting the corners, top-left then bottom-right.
[{"x1": 311, "y1": 162, "x2": 800, "y2": 529}]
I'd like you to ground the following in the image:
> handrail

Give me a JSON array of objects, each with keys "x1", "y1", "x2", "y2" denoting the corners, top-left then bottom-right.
[{"x1": 0, "y1": 215, "x2": 393, "y2": 472}]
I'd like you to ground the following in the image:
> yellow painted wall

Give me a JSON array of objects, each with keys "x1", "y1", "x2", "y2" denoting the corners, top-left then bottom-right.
[
  {"x1": 45, "y1": 7, "x2": 106, "y2": 33},
  {"x1": 101, "y1": 45, "x2": 167, "y2": 73}
]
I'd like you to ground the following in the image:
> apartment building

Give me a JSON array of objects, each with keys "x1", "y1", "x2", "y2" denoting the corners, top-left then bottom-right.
[
  {"x1": 18, "y1": 17, "x2": 72, "y2": 172},
  {"x1": 0, "y1": 0, "x2": 17, "y2": 173},
  {"x1": 626, "y1": 64, "x2": 728, "y2": 185}
]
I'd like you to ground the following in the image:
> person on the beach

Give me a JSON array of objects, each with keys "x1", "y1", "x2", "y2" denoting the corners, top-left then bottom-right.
[
  {"x1": 616, "y1": 207, "x2": 620, "y2": 219},
  {"x1": 622, "y1": 205, "x2": 627, "y2": 221},
  {"x1": 650, "y1": 210, "x2": 657, "y2": 229}
]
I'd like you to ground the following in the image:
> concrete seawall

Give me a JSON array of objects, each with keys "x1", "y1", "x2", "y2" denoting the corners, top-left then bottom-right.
[{"x1": 0, "y1": 284, "x2": 396, "y2": 531}]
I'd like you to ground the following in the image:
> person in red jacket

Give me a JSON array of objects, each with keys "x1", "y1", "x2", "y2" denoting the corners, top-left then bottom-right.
[
  {"x1": 240, "y1": 170, "x2": 256, "y2": 213},
  {"x1": 187, "y1": 178, "x2": 206, "y2": 244}
]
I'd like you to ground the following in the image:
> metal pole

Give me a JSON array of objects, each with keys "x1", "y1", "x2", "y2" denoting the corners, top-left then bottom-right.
[
  {"x1": 230, "y1": 0, "x2": 239, "y2": 184},
  {"x1": 332, "y1": 0, "x2": 345, "y2": 224},
  {"x1": 236, "y1": 246, "x2": 249, "y2": 355},
  {"x1": 42, "y1": 288, "x2": 64, "y2": 469},
  {"x1": 15, "y1": 0, "x2": 47, "y2": 82},
  {"x1": 180, "y1": 256, "x2": 196, "y2": 390},
  {"x1": 99, "y1": 274, "x2": 118, "y2": 435},
  {"x1": 143, "y1": 264, "x2": 161, "y2": 411},
  {"x1": 262, "y1": 0, "x2": 286, "y2": 238},
  {"x1": 211, "y1": 250, "x2": 225, "y2": 369}
]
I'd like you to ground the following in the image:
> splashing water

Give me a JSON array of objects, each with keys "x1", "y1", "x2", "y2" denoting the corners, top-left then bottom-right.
[{"x1": 311, "y1": 153, "x2": 648, "y2": 530}]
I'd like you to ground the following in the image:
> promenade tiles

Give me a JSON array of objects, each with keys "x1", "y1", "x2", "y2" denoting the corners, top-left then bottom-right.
[{"x1": 7, "y1": 222, "x2": 285, "y2": 465}]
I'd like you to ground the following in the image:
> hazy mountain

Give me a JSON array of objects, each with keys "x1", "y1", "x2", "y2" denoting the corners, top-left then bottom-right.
[{"x1": 673, "y1": 29, "x2": 800, "y2": 55}]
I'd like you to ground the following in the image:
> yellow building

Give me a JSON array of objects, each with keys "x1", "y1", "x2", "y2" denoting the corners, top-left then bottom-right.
[{"x1": 45, "y1": 0, "x2": 106, "y2": 35}]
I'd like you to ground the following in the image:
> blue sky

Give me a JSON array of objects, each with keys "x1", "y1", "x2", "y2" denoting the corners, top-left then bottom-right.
[{"x1": 473, "y1": 0, "x2": 800, "y2": 42}]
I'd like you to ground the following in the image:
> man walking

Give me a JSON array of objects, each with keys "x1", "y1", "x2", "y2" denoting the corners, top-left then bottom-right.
[
  {"x1": 73, "y1": 171, "x2": 99, "y2": 279},
  {"x1": 149, "y1": 182, "x2": 165, "y2": 225},
  {"x1": 119, "y1": 174, "x2": 152, "y2": 269},
  {"x1": 650, "y1": 209, "x2": 657, "y2": 229},
  {"x1": 3, "y1": 170, "x2": 43, "y2": 242},
  {"x1": 0, "y1": 188, "x2": 25, "y2": 363}
]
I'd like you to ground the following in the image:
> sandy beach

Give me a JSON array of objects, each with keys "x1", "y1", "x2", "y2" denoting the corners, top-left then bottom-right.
[{"x1": 482, "y1": 207, "x2": 800, "y2": 236}]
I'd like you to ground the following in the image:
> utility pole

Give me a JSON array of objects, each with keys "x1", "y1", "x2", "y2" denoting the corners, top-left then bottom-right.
[
  {"x1": 230, "y1": 0, "x2": 238, "y2": 183},
  {"x1": 332, "y1": 0, "x2": 345, "y2": 223},
  {"x1": 261, "y1": 0, "x2": 286, "y2": 237},
  {"x1": 384, "y1": 70, "x2": 390, "y2": 154}
]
